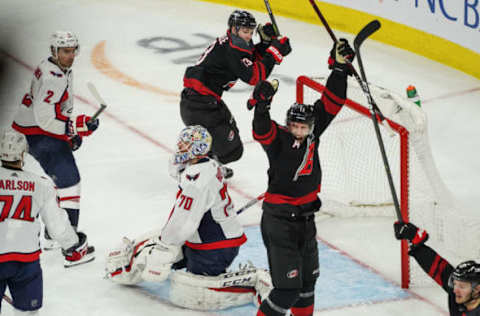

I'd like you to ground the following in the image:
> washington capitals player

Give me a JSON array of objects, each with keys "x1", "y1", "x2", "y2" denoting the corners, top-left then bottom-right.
[
  {"x1": 395, "y1": 221, "x2": 480, "y2": 315},
  {"x1": 180, "y1": 10, "x2": 291, "y2": 178},
  {"x1": 12, "y1": 31, "x2": 99, "y2": 251},
  {"x1": 105, "y1": 125, "x2": 271, "y2": 310},
  {"x1": 0, "y1": 130, "x2": 93, "y2": 315},
  {"x1": 248, "y1": 39, "x2": 355, "y2": 316}
]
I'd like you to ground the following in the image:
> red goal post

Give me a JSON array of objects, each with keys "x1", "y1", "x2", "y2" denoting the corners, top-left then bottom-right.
[{"x1": 296, "y1": 75, "x2": 412, "y2": 288}]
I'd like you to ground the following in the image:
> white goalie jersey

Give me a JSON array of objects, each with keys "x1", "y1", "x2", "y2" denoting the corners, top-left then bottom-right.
[
  {"x1": 0, "y1": 166, "x2": 78, "y2": 262},
  {"x1": 161, "y1": 158, "x2": 246, "y2": 249},
  {"x1": 12, "y1": 58, "x2": 74, "y2": 141}
]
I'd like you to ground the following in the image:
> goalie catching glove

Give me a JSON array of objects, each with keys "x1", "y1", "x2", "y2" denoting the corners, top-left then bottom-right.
[
  {"x1": 247, "y1": 79, "x2": 279, "y2": 111},
  {"x1": 328, "y1": 38, "x2": 355, "y2": 75},
  {"x1": 394, "y1": 221, "x2": 429, "y2": 254}
]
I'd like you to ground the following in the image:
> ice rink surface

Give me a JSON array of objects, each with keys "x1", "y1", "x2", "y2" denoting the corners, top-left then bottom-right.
[{"x1": 0, "y1": 0, "x2": 479, "y2": 315}]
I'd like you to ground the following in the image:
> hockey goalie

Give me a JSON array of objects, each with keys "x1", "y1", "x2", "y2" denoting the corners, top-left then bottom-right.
[{"x1": 105, "y1": 125, "x2": 271, "y2": 310}]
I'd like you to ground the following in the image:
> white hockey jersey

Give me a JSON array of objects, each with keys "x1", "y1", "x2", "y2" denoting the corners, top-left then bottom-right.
[
  {"x1": 0, "y1": 166, "x2": 78, "y2": 262},
  {"x1": 161, "y1": 158, "x2": 246, "y2": 250},
  {"x1": 12, "y1": 57, "x2": 74, "y2": 141}
]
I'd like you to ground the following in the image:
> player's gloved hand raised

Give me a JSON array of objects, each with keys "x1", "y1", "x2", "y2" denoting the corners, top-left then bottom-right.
[
  {"x1": 328, "y1": 38, "x2": 355, "y2": 75},
  {"x1": 247, "y1": 79, "x2": 279, "y2": 111},
  {"x1": 266, "y1": 37, "x2": 291, "y2": 64},
  {"x1": 67, "y1": 114, "x2": 99, "y2": 138},
  {"x1": 394, "y1": 221, "x2": 429, "y2": 251},
  {"x1": 257, "y1": 23, "x2": 276, "y2": 44}
]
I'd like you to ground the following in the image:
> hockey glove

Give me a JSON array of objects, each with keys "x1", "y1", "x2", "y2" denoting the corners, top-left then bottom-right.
[
  {"x1": 247, "y1": 79, "x2": 279, "y2": 111},
  {"x1": 257, "y1": 23, "x2": 276, "y2": 44},
  {"x1": 68, "y1": 135, "x2": 82, "y2": 151},
  {"x1": 266, "y1": 37, "x2": 291, "y2": 64},
  {"x1": 328, "y1": 38, "x2": 355, "y2": 75},
  {"x1": 67, "y1": 114, "x2": 99, "y2": 138},
  {"x1": 63, "y1": 232, "x2": 94, "y2": 267},
  {"x1": 394, "y1": 221, "x2": 429, "y2": 252}
]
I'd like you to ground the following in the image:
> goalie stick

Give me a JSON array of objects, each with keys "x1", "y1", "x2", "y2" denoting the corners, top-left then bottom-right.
[
  {"x1": 87, "y1": 82, "x2": 108, "y2": 122},
  {"x1": 236, "y1": 193, "x2": 265, "y2": 215},
  {"x1": 263, "y1": 0, "x2": 280, "y2": 36},
  {"x1": 354, "y1": 20, "x2": 402, "y2": 223}
]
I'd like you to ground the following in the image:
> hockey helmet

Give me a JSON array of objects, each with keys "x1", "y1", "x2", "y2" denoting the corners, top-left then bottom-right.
[
  {"x1": 0, "y1": 130, "x2": 28, "y2": 162},
  {"x1": 174, "y1": 125, "x2": 212, "y2": 164},
  {"x1": 448, "y1": 260, "x2": 480, "y2": 289},
  {"x1": 228, "y1": 10, "x2": 257, "y2": 30},
  {"x1": 50, "y1": 31, "x2": 80, "y2": 57},
  {"x1": 286, "y1": 103, "x2": 315, "y2": 128}
]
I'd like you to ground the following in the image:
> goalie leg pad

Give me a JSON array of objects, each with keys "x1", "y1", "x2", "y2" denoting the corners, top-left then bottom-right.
[{"x1": 169, "y1": 270, "x2": 256, "y2": 310}]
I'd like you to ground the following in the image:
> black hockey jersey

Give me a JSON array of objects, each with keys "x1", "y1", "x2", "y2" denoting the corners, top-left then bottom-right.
[
  {"x1": 252, "y1": 69, "x2": 347, "y2": 212},
  {"x1": 183, "y1": 30, "x2": 276, "y2": 100},
  {"x1": 410, "y1": 245, "x2": 480, "y2": 315}
]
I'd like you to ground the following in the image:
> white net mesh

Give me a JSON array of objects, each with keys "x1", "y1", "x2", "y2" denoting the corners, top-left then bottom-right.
[{"x1": 299, "y1": 75, "x2": 480, "y2": 288}]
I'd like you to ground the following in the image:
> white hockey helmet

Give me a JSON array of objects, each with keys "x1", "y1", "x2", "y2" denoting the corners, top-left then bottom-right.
[
  {"x1": 0, "y1": 130, "x2": 28, "y2": 162},
  {"x1": 173, "y1": 125, "x2": 212, "y2": 164},
  {"x1": 50, "y1": 31, "x2": 80, "y2": 57}
]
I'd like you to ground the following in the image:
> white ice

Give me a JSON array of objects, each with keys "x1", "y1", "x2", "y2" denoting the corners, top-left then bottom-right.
[{"x1": 0, "y1": 0, "x2": 479, "y2": 315}]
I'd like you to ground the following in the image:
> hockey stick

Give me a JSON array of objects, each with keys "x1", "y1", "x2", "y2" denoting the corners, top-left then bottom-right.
[
  {"x1": 263, "y1": 0, "x2": 280, "y2": 36},
  {"x1": 236, "y1": 193, "x2": 265, "y2": 215},
  {"x1": 354, "y1": 21, "x2": 402, "y2": 223},
  {"x1": 87, "y1": 82, "x2": 108, "y2": 122},
  {"x1": 3, "y1": 294, "x2": 13, "y2": 306}
]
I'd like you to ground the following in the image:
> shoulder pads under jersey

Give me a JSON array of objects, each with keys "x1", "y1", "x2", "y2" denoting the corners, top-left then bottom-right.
[{"x1": 180, "y1": 158, "x2": 221, "y2": 189}]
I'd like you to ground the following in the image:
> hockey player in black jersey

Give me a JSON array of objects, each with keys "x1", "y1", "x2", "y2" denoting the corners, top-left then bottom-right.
[
  {"x1": 180, "y1": 9, "x2": 291, "y2": 177},
  {"x1": 249, "y1": 39, "x2": 355, "y2": 316},
  {"x1": 394, "y1": 221, "x2": 480, "y2": 315}
]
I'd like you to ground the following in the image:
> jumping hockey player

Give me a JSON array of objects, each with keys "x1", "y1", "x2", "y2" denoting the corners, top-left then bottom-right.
[
  {"x1": 394, "y1": 221, "x2": 480, "y2": 315},
  {"x1": 105, "y1": 125, "x2": 271, "y2": 310},
  {"x1": 180, "y1": 9, "x2": 291, "y2": 178},
  {"x1": 248, "y1": 39, "x2": 355, "y2": 316},
  {"x1": 12, "y1": 31, "x2": 99, "y2": 252},
  {"x1": 0, "y1": 130, "x2": 93, "y2": 315}
]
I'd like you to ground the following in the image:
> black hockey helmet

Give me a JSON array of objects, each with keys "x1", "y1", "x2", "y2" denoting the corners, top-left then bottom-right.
[
  {"x1": 228, "y1": 10, "x2": 257, "y2": 30},
  {"x1": 448, "y1": 260, "x2": 480, "y2": 289},
  {"x1": 286, "y1": 103, "x2": 315, "y2": 127}
]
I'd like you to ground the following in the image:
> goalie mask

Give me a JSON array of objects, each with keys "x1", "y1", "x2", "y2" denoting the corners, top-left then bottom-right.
[
  {"x1": 228, "y1": 10, "x2": 257, "y2": 30},
  {"x1": 173, "y1": 125, "x2": 212, "y2": 165},
  {"x1": 50, "y1": 31, "x2": 80, "y2": 59},
  {"x1": 0, "y1": 130, "x2": 28, "y2": 163}
]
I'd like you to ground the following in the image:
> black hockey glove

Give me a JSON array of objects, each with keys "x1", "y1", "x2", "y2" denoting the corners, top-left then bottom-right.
[
  {"x1": 257, "y1": 23, "x2": 276, "y2": 44},
  {"x1": 247, "y1": 79, "x2": 279, "y2": 111},
  {"x1": 394, "y1": 221, "x2": 429, "y2": 252},
  {"x1": 328, "y1": 38, "x2": 355, "y2": 75},
  {"x1": 68, "y1": 135, "x2": 82, "y2": 151},
  {"x1": 266, "y1": 37, "x2": 291, "y2": 64}
]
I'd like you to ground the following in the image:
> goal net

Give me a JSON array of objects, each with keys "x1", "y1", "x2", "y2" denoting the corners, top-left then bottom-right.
[{"x1": 297, "y1": 75, "x2": 480, "y2": 288}]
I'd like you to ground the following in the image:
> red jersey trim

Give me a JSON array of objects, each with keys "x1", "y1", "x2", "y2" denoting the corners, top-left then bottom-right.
[
  {"x1": 249, "y1": 62, "x2": 260, "y2": 85},
  {"x1": 183, "y1": 78, "x2": 221, "y2": 101},
  {"x1": 291, "y1": 305, "x2": 314, "y2": 316},
  {"x1": 321, "y1": 95, "x2": 342, "y2": 115},
  {"x1": 209, "y1": 286, "x2": 255, "y2": 294},
  {"x1": 59, "y1": 196, "x2": 80, "y2": 202},
  {"x1": 264, "y1": 185, "x2": 321, "y2": 205},
  {"x1": 185, "y1": 234, "x2": 247, "y2": 250},
  {"x1": 12, "y1": 122, "x2": 69, "y2": 142},
  {"x1": 323, "y1": 87, "x2": 345, "y2": 105},
  {"x1": 253, "y1": 121, "x2": 277, "y2": 145},
  {"x1": 0, "y1": 250, "x2": 41, "y2": 263}
]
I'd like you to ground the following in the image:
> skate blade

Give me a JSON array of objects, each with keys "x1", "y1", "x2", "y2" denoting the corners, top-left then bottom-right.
[{"x1": 64, "y1": 253, "x2": 95, "y2": 268}]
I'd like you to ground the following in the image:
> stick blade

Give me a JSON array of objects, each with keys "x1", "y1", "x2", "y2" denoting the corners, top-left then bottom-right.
[
  {"x1": 87, "y1": 82, "x2": 107, "y2": 107},
  {"x1": 354, "y1": 20, "x2": 381, "y2": 50}
]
